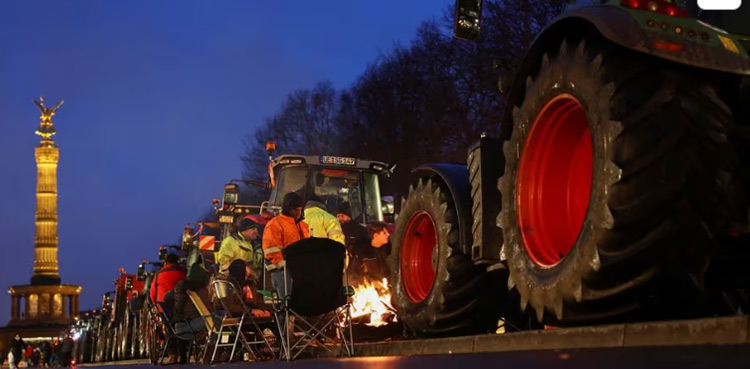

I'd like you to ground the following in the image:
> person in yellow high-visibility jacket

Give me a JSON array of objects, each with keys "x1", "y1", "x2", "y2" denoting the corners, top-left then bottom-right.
[
  {"x1": 303, "y1": 196, "x2": 346, "y2": 246},
  {"x1": 217, "y1": 217, "x2": 262, "y2": 276}
]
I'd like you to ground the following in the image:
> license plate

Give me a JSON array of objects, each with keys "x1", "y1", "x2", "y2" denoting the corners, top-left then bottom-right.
[
  {"x1": 219, "y1": 215, "x2": 234, "y2": 224},
  {"x1": 320, "y1": 156, "x2": 356, "y2": 166}
]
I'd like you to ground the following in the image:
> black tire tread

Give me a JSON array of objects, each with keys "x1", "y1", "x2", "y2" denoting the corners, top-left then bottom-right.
[
  {"x1": 391, "y1": 178, "x2": 500, "y2": 336},
  {"x1": 499, "y1": 38, "x2": 743, "y2": 325}
]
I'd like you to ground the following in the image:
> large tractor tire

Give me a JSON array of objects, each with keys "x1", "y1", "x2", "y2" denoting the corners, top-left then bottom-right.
[
  {"x1": 147, "y1": 309, "x2": 161, "y2": 365},
  {"x1": 390, "y1": 178, "x2": 501, "y2": 336},
  {"x1": 95, "y1": 320, "x2": 107, "y2": 362},
  {"x1": 498, "y1": 38, "x2": 744, "y2": 325},
  {"x1": 130, "y1": 312, "x2": 140, "y2": 359}
]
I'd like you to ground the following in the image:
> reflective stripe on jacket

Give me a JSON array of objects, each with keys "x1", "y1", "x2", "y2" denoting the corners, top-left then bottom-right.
[
  {"x1": 304, "y1": 205, "x2": 345, "y2": 245},
  {"x1": 262, "y1": 214, "x2": 310, "y2": 270}
]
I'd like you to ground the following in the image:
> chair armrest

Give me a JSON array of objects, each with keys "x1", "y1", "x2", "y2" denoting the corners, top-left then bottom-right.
[{"x1": 257, "y1": 290, "x2": 273, "y2": 298}]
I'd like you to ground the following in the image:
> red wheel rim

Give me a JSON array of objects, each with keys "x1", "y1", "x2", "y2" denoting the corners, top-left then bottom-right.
[
  {"x1": 401, "y1": 210, "x2": 438, "y2": 303},
  {"x1": 516, "y1": 94, "x2": 593, "y2": 268}
]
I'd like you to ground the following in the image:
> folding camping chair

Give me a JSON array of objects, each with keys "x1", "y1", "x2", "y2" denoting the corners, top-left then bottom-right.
[
  {"x1": 210, "y1": 279, "x2": 277, "y2": 363},
  {"x1": 187, "y1": 290, "x2": 219, "y2": 363},
  {"x1": 275, "y1": 237, "x2": 354, "y2": 361},
  {"x1": 154, "y1": 302, "x2": 202, "y2": 365}
]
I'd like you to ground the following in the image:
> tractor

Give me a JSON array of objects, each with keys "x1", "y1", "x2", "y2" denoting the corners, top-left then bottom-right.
[
  {"x1": 200, "y1": 145, "x2": 395, "y2": 295},
  {"x1": 389, "y1": 0, "x2": 750, "y2": 336},
  {"x1": 211, "y1": 143, "x2": 396, "y2": 246},
  {"x1": 82, "y1": 256, "x2": 164, "y2": 364}
]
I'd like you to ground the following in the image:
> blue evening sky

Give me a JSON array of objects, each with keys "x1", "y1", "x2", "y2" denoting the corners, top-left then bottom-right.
[{"x1": 0, "y1": 0, "x2": 452, "y2": 324}]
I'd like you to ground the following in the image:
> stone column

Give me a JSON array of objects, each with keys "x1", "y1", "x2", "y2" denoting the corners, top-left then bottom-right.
[
  {"x1": 24, "y1": 294, "x2": 29, "y2": 320},
  {"x1": 11, "y1": 296, "x2": 17, "y2": 320},
  {"x1": 73, "y1": 296, "x2": 79, "y2": 316},
  {"x1": 62, "y1": 294, "x2": 68, "y2": 318}
]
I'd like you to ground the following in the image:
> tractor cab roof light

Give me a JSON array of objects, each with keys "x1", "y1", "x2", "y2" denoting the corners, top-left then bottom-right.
[{"x1": 621, "y1": 0, "x2": 690, "y2": 18}]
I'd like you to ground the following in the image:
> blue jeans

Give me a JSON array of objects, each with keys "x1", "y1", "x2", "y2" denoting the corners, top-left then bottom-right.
[
  {"x1": 271, "y1": 269, "x2": 293, "y2": 337},
  {"x1": 271, "y1": 269, "x2": 293, "y2": 306}
]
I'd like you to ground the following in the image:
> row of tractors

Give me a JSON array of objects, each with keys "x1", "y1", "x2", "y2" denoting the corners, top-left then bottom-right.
[
  {"x1": 67, "y1": 146, "x2": 395, "y2": 364},
  {"x1": 71, "y1": 0, "x2": 750, "y2": 363},
  {"x1": 67, "y1": 257, "x2": 161, "y2": 364}
]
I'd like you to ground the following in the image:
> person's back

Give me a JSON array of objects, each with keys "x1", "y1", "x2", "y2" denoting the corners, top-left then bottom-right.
[
  {"x1": 150, "y1": 254, "x2": 186, "y2": 304},
  {"x1": 304, "y1": 199, "x2": 345, "y2": 245},
  {"x1": 263, "y1": 214, "x2": 310, "y2": 270}
]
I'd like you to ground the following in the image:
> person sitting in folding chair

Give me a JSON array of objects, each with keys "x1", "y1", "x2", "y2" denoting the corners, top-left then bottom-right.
[
  {"x1": 217, "y1": 217, "x2": 263, "y2": 275},
  {"x1": 162, "y1": 249, "x2": 212, "y2": 364},
  {"x1": 150, "y1": 253, "x2": 187, "y2": 364},
  {"x1": 224, "y1": 259, "x2": 271, "y2": 318},
  {"x1": 277, "y1": 237, "x2": 354, "y2": 360}
]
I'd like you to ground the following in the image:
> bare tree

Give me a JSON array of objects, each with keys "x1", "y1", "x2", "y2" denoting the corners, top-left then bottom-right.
[{"x1": 237, "y1": 0, "x2": 567, "y2": 206}]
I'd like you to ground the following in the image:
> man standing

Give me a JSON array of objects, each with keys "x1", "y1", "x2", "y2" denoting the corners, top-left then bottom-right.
[
  {"x1": 262, "y1": 192, "x2": 310, "y2": 304},
  {"x1": 9, "y1": 333, "x2": 25, "y2": 369},
  {"x1": 60, "y1": 335, "x2": 73, "y2": 367},
  {"x1": 304, "y1": 195, "x2": 345, "y2": 245}
]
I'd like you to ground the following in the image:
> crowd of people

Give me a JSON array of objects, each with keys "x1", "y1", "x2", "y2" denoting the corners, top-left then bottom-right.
[
  {"x1": 6, "y1": 333, "x2": 74, "y2": 369},
  {"x1": 143, "y1": 191, "x2": 391, "y2": 364},
  {"x1": 4, "y1": 192, "x2": 391, "y2": 366}
]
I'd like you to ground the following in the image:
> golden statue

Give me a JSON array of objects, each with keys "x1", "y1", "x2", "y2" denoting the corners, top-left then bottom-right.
[{"x1": 33, "y1": 95, "x2": 64, "y2": 140}]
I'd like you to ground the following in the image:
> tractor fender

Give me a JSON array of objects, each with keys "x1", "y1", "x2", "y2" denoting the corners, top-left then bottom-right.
[
  {"x1": 541, "y1": 6, "x2": 750, "y2": 75},
  {"x1": 412, "y1": 163, "x2": 473, "y2": 255},
  {"x1": 500, "y1": 5, "x2": 750, "y2": 140}
]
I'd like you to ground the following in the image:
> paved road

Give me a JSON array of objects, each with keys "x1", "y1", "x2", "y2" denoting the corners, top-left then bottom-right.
[{"x1": 79, "y1": 345, "x2": 750, "y2": 369}]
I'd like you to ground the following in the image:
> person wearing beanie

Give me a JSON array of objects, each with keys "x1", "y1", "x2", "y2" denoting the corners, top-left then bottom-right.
[
  {"x1": 262, "y1": 191, "x2": 310, "y2": 304},
  {"x1": 217, "y1": 216, "x2": 261, "y2": 273},
  {"x1": 335, "y1": 202, "x2": 352, "y2": 220}
]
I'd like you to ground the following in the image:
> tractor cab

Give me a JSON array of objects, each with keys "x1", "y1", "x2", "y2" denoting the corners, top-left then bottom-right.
[{"x1": 267, "y1": 154, "x2": 394, "y2": 224}]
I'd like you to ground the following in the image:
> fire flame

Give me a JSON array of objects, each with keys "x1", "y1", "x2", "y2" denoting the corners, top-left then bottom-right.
[{"x1": 350, "y1": 278, "x2": 396, "y2": 327}]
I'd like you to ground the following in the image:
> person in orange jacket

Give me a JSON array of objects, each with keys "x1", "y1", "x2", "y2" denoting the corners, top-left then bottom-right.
[{"x1": 262, "y1": 191, "x2": 310, "y2": 304}]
